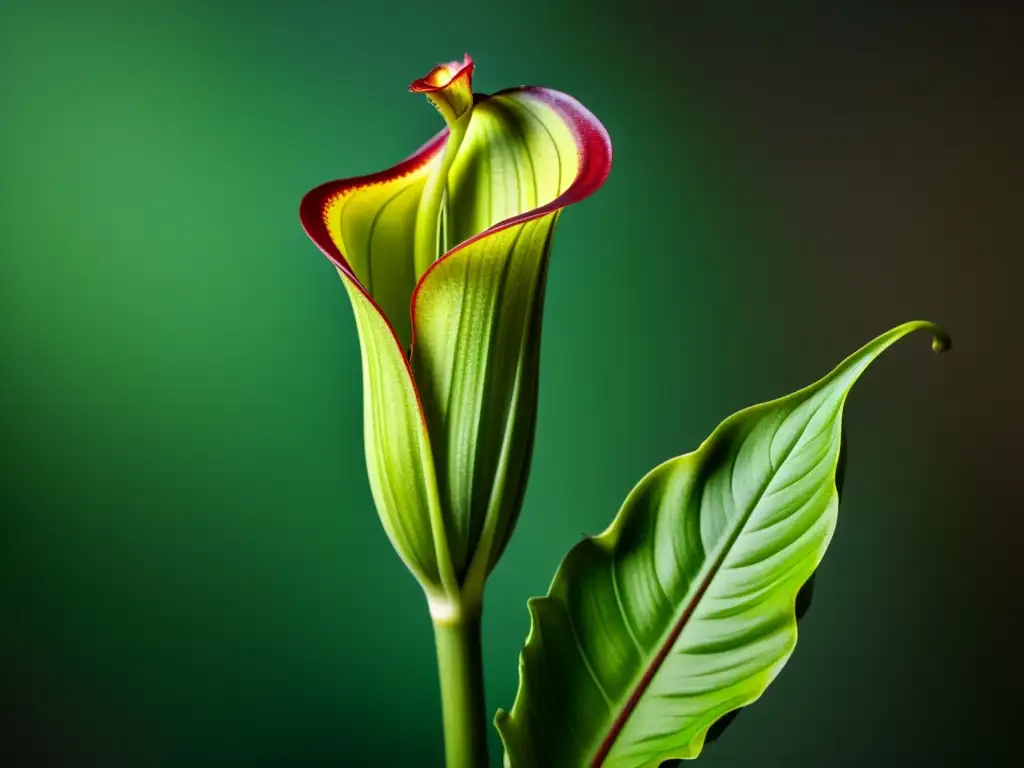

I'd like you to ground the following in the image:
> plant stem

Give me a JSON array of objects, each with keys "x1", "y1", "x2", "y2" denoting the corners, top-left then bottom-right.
[{"x1": 433, "y1": 608, "x2": 489, "y2": 767}]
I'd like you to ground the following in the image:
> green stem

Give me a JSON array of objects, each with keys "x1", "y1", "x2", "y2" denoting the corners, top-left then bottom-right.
[{"x1": 433, "y1": 608, "x2": 489, "y2": 768}]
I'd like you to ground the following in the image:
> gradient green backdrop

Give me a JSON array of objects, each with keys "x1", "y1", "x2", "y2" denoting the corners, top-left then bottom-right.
[{"x1": 1, "y1": 1, "x2": 1018, "y2": 765}]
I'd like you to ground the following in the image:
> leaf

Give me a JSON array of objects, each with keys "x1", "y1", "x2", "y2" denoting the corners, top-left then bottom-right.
[
  {"x1": 303, "y1": 131, "x2": 447, "y2": 349},
  {"x1": 411, "y1": 87, "x2": 612, "y2": 591},
  {"x1": 300, "y1": 133, "x2": 456, "y2": 596},
  {"x1": 496, "y1": 321, "x2": 950, "y2": 767},
  {"x1": 696, "y1": 427, "x2": 847, "y2": 752}
]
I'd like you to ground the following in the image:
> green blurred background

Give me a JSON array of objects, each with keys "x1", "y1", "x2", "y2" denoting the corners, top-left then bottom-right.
[{"x1": 1, "y1": 0, "x2": 1018, "y2": 765}]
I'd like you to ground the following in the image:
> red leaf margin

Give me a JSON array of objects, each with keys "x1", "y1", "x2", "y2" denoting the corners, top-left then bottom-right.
[{"x1": 298, "y1": 85, "x2": 612, "y2": 413}]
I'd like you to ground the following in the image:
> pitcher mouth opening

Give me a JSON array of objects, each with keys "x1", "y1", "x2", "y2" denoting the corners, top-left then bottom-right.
[{"x1": 409, "y1": 53, "x2": 474, "y2": 93}]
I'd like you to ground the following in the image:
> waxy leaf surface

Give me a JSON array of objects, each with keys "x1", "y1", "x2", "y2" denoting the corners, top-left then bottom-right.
[
  {"x1": 496, "y1": 322, "x2": 948, "y2": 767},
  {"x1": 413, "y1": 88, "x2": 611, "y2": 585}
]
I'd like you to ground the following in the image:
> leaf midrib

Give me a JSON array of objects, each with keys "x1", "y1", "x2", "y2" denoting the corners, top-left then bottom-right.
[{"x1": 591, "y1": 397, "x2": 829, "y2": 766}]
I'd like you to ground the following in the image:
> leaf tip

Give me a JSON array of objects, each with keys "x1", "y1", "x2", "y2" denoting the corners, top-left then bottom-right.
[
  {"x1": 931, "y1": 328, "x2": 952, "y2": 354},
  {"x1": 905, "y1": 320, "x2": 950, "y2": 355}
]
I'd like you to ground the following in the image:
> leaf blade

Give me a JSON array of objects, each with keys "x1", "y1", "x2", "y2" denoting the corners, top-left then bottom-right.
[
  {"x1": 497, "y1": 321, "x2": 949, "y2": 767},
  {"x1": 299, "y1": 133, "x2": 456, "y2": 596},
  {"x1": 410, "y1": 87, "x2": 612, "y2": 587}
]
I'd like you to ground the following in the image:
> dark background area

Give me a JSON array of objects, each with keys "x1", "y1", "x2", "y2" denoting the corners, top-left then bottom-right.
[{"x1": 1, "y1": 1, "x2": 1019, "y2": 765}]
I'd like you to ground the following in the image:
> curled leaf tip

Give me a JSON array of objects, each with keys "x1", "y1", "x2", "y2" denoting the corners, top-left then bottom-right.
[
  {"x1": 409, "y1": 53, "x2": 475, "y2": 124},
  {"x1": 931, "y1": 328, "x2": 952, "y2": 354}
]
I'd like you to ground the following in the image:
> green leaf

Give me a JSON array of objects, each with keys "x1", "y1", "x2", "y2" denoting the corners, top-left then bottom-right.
[
  {"x1": 300, "y1": 135, "x2": 456, "y2": 598},
  {"x1": 312, "y1": 131, "x2": 447, "y2": 350},
  {"x1": 496, "y1": 321, "x2": 950, "y2": 767},
  {"x1": 411, "y1": 87, "x2": 610, "y2": 594},
  {"x1": 340, "y1": 277, "x2": 452, "y2": 597}
]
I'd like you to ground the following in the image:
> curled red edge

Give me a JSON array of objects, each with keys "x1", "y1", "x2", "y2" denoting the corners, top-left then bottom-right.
[
  {"x1": 408, "y1": 53, "x2": 475, "y2": 93},
  {"x1": 298, "y1": 86, "x2": 613, "y2": 367}
]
